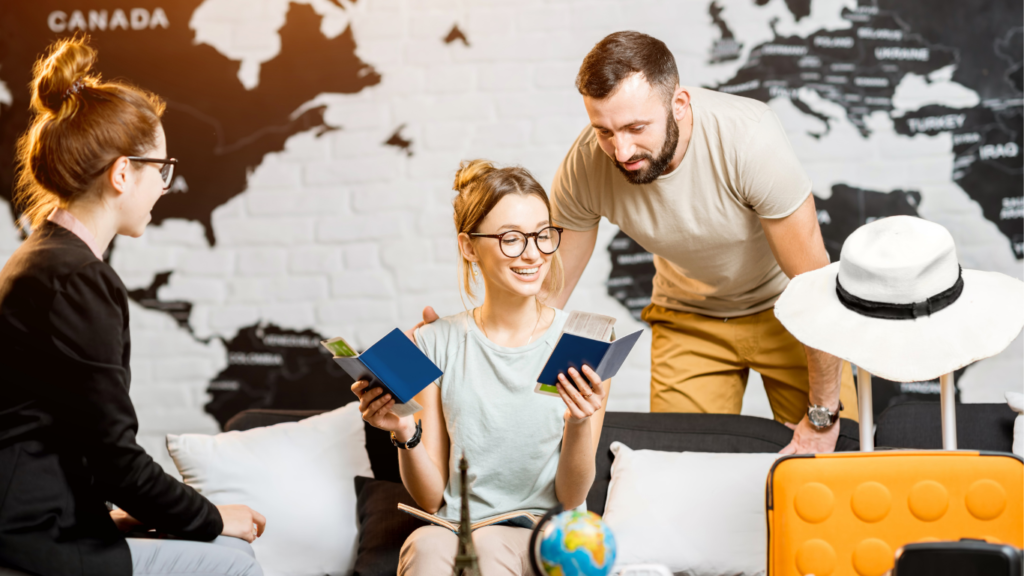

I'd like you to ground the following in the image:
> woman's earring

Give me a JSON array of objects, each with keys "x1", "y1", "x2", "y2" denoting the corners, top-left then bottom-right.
[{"x1": 471, "y1": 263, "x2": 478, "y2": 278}]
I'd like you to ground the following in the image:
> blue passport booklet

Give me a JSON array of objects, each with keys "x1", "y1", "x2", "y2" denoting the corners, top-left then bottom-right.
[
  {"x1": 321, "y1": 328, "x2": 442, "y2": 418},
  {"x1": 535, "y1": 311, "x2": 643, "y2": 396}
]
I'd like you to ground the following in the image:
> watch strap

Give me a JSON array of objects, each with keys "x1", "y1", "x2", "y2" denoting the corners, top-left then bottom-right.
[{"x1": 391, "y1": 419, "x2": 422, "y2": 450}]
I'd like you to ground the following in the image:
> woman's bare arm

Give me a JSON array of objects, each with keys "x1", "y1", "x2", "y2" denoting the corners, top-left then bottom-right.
[
  {"x1": 396, "y1": 383, "x2": 450, "y2": 513},
  {"x1": 553, "y1": 366, "x2": 610, "y2": 509},
  {"x1": 354, "y1": 381, "x2": 450, "y2": 513}
]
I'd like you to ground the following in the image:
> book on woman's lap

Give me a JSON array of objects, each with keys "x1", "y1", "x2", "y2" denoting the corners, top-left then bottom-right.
[
  {"x1": 535, "y1": 311, "x2": 642, "y2": 396},
  {"x1": 320, "y1": 328, "x2": 442, "y2": 418},
  {"x1": 397, "y1": 503, "x2": 541, "y2": 532}
]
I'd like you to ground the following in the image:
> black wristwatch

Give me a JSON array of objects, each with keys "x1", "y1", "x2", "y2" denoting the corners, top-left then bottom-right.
[
  {"x1": 807, "y1": 400, "x2": 843, "y2": 430},
  {"x1": 391, "y1": 420, "x2": 422, "y2": 450}
]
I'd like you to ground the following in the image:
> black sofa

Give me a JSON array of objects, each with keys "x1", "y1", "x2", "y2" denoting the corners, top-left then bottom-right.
[
  {"x1": 224, "y1": 401, "x2": 1016, "y2": 576},
  {"x1": 0, "y1": 402, "x2": 1009, "y2": 576}
]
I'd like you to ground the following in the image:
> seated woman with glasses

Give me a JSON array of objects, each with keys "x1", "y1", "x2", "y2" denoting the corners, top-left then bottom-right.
[
  {"x1": 0, "y1": 38, "x2": 264, "y2": 576},
  {"x1": 352, "y1": 159, "x2": 609, "y2": 575}
]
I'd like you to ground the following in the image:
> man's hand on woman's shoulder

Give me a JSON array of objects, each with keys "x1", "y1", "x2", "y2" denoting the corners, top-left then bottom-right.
[{"x1": 404, "y1": 306, "x2": 439, "y2": 342}]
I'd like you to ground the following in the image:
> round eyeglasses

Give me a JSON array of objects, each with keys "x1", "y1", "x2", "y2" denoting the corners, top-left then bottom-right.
[
  {"x1": 127, "y1": 156, "x2": 178, "y2": 192},
  {"x1": 469, "y1": 226, "x2": 563, "y2": 258}
]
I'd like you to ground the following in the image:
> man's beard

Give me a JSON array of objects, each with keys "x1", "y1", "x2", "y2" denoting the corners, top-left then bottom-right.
[{"x1": 613, "y1": 108, "x2": 680, "y2": 185}]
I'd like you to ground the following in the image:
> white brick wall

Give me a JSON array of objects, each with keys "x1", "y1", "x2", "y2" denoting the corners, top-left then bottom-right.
[{"x1": 0, "y1": 0, "x2": 1019, "y2": 477}]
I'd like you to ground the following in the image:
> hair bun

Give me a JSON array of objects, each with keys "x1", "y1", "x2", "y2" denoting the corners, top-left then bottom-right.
[
  {"x1": 453, "y1": 159, "x2": 496, "y2": 193},
  {"x1": 31, "y1": 36, "x2": 97, "y2": 115}
]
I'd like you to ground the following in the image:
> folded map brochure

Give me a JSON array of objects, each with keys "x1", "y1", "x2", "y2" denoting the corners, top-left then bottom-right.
[
  {"x1": 321, "y1": 328, "x2": 442, "y2": 418},
  {"x1": 535, "y1": 311, "x2": 643, "y2": 396},
  {"x1": 397, "y1": 503, "x2": 540, "y2": 532}
]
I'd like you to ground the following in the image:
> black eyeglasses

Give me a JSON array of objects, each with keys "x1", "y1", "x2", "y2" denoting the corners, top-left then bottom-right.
[
  {"x1": 127, "y1": 157, "x2": 178, "y2": 191},
  {"x1": 470, "y1": 226, "x2": 563, "y2": 258}
]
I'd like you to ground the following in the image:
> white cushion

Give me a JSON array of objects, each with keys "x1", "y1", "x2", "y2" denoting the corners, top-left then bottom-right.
[
  {"x1": 1007, "y1": 391, "x2": 1024, "y2": 457},
  {"x1": 166, "y1": 403, "x2": 372, "y2": 576},
  {"x1": 602, "y1": 442, "x2": 780, "y2": 576}
]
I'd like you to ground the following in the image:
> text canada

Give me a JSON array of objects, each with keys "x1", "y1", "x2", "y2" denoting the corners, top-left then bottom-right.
[{"x1": 48, "y1": 8, "x2": 169, "y2": 32}]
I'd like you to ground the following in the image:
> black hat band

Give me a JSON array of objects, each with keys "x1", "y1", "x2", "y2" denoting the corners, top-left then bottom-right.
[{"x1": 835, "y1": 266, "x2": 963, "y2": 320}]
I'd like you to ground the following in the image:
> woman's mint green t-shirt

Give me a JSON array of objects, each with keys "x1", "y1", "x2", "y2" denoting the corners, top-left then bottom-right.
[{"x1": 414, "y1": 308, "x2": 568, "y2": 523}]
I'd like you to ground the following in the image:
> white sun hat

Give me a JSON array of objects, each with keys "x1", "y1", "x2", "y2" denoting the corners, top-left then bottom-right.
[{"x1": 775, "y1": 215, "x2": 1024, "y2": 383}]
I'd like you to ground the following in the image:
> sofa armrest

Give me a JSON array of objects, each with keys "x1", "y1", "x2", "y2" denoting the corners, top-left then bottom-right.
[
  {"x1": 224, "y1": 409, "x2": 326, "y2": 431},
  {"x1": 875, "y1": 401, "x2": 1015, "y2": 452}
]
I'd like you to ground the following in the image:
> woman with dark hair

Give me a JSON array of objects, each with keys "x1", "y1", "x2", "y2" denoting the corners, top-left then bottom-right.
[
  {"x1": 354, "y1": 159, "x2": 610, "y2": 575},
  {"x1": 0, "y1": 37, "x2": 265, "y2": 576}
]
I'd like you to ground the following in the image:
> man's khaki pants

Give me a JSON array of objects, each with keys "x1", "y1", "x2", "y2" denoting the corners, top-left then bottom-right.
[{"x1": 642, "y1": 304, "x2": 859, "y2": 424}]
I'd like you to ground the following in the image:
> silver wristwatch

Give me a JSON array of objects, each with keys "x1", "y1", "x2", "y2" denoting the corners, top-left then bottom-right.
[{"x1": 807, "y1": 401, "x2": 843, "y2": 430}]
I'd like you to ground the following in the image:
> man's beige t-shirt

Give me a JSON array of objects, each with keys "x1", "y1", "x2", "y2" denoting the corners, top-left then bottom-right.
[{"x1": 551, "y1": 86, "x2": 811, "y2": 318}]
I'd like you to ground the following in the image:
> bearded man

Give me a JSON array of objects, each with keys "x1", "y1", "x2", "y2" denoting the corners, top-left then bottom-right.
[{"x1": 549, "y1": 31, "x2": 859, "y2": 454}]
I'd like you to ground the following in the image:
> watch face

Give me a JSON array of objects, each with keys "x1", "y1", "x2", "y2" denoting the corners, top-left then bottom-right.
[{"x1": 808, "y1": 406, "x2": 831, "y2": 428}]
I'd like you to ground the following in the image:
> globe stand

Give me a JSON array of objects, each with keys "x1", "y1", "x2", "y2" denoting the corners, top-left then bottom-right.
[
  {"x1": 453, "y1": 454, "x2": 481, "y2": 576},
  {"x1": 527, "y1": 503, "x2": 564, "y2": 576}
]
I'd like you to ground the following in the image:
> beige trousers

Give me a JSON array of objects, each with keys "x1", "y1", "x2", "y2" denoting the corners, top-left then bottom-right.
[
  {"x1": 643, "y1": 304, "x2": 859, "y2": 424},
  {"x1": 398, "y1": 525, "x2": 532, "y2": 576}
]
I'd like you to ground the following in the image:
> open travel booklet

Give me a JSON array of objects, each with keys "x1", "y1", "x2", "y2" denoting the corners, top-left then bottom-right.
[
  {"x1": 397, "y1": 503, "x2": 540, "y2": 532},
  {"x1": 535, "y1": 310, "x2": 643, "y2": 396},
  {"x1": 320, "y1": 328, "x2": 442, "y2": 418}
]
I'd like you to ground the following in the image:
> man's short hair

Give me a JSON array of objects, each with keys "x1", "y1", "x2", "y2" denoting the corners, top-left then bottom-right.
[{"x1": 576, "y1": 31, "x2": 679, "y2": 102}]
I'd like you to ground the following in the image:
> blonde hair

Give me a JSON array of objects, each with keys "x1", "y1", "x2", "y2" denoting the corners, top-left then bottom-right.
[
  {"x1": 452, "y1": 159, "x2": 564, "y2": 305},
  {"x1": 14, "y1": 35, "x2": 165, "y2": 229}
]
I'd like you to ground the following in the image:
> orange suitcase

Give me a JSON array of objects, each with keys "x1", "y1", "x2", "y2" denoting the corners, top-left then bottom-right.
[{"x1": 766, "y1": 372, "x2": 1024, "y2": 576}]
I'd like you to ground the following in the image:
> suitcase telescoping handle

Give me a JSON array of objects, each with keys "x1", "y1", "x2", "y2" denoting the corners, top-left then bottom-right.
[{"x1": 856, "y1": 368, "x2": 957, "y2": 451}]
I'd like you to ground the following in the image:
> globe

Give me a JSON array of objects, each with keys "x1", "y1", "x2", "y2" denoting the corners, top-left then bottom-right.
[{"x1": 536, "y1": 510, "x2": 617, "y2": 576}]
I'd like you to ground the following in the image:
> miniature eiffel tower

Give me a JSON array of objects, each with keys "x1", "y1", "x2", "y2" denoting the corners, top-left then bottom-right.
[{"x1": 452, "y1": 454, "x2": 481, "y2": 576}]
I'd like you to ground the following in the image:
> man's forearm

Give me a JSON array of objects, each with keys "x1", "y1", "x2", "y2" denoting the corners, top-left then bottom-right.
[
  {"x1": 781, "y1": 346, "x2": 844, "y2": 455},
  {"x1": 804, "y1": 345, "x2": 843, "y2": 409},
  {"x1": 549, "y1": 227, "x2": 599, "y2": 309}
]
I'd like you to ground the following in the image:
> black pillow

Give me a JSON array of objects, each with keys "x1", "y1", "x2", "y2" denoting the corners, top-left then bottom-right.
[{"x1": 353, "y1": 476, "x2": 427, "y2": 576}]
